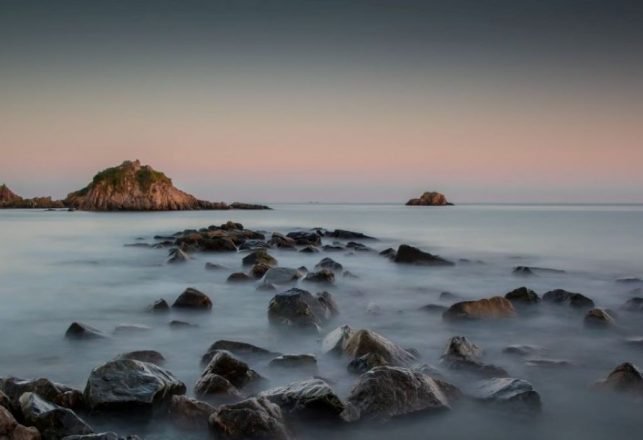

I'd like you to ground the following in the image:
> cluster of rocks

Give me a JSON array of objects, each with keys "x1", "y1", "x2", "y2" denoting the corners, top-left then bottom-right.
[{"x1": 405, "y1": 191, "x2": 452, "y2": 206}]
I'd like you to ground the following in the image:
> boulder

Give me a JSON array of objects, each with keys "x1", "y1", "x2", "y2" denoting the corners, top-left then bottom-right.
[
  {"x1": 262, "y1": 268, "x2": 301, "y2": 286},
  {"x1": 201, "y1": 237, "x2": 237, "y2": 252},
  {"x1": 251, "y1": 263, "x2": 271, "y2": 279},
  {"x1": 238, "y1": 240, "x2": 270, "y2": 251},
  {"x1": 623, "y1": 297, "x2": 643, "y2": 312},
  {"x1": 322, "y1": 244, "x2": 344, "y2": 252},
  {"x1": 441, "y1": 336, "x2": 508, "y2": 377},
  {"x1": 200, "y1": 351, "x2": 262, "y2": 390},
  {"x1": 393, "y1": 245, "x2": 454, "y2": 266},
  {"x1": 303, "y1": 269, "x2": 335, "y2": 284},
  {"x1": 315, "y1": 257, "x2": 343, "y2": 272},
  {"x1": 346, "y1": 242, "x2": 372, "y2": 252},
  {"x1": 194, "y1": 374, "x2": 243, "y2": 400},
  {"x1": 226, "y1": 272, "x2": 253, "y2": 283},
  {"x1": 321, "y1": 325, "x2": 355, "y2": 355},
  {"x1": 204, "y1": 262, "x2": 225, "y2": 271},
  {"x1": 584, "y1": 308, "x2": 616, "y2": 328},
  {"x1": 20, "y1": 392, "x2": 93, "y2": 439},
  {"x1": 405, "y1": 192, "x2": 451, "y2": 206},
  {"x1": 504, "y1": 287, "x2": 540, "y2": 305},
  {"x1": 208, "y1": 397, "x2": 292, "y2": 440},
  {"x1": 242, "y1": 250, "x2": 277, "y2": 267},
  {"x1": 348, "y1": 367, "x2": 450, "y2": 421},
  {"x1": 167, "y1": 248, "x2": 190, "y2": 264},
  {"x1": 468, "y1": 378, "x2": 541, "y2": 413},
  {"x1": 112, "y1": 324, "x2": 151, "y2": 335},
  {"x1": 84, "y1": 360, "x2": 186, "y2": 411},
  {"x1": 203, "y1": 340, "x2": 277, "y2": 360},
  {"x1": 147, "y1": 299, "x2": 169, "y2": 312},
  {"x1": 0, "y1": 405, "x2": 41, "y2": 440},
  {"x1": 379, "y1": 248, "x2": 396, "y2": 259},
  {"x1": 347, "y1": 353, "x2": 391, "y2": 374},
  {"x1": 299, "y1": 246, "x2": 319, "y2": 254},
  {"x1": 0, "y1": 378, "x2": 84, "y2": 411},
  {"x1": 168, "y1": 395, "x2": 215, "y2": 430},
  {"x1": 268, "y1": 233, "x2": 297, "y2": 250},
  {"x1": 443, "y1": 297, "x2": 516, "y2": 321},
  {"x1": 325, "y1": 229, "x2": 375, "y2": 240},
  {"x1": 512, "y1": 266, "x2": 535, "y2": 276},
  {"x1": 65, "y1": 323, "x2": 108, "y2": 340},
  {"x1": 172, "y1": 288, "x2": 212, "y2": 310},
  {"x1": 286, "y1": 232, "x2": 321, "y2": 246},
  {"x1": 268, "y1": 355, "x2": 317, "y2": 373},
  {"x1": 267, "y1": 288, "x2": 336, "y2": 330},
  {"x1": 259, "y1": 379, "x2": 353, "y2": 421},
  {"x1": 542, "y1": 289, "x2": 595, "y2": 309},
  {"x1": 342, "y1": 329, "x2": 416, "y2": 367},
  {"x1": 113, "y1": 350, "x2": 165, "y2": 365},
  {"x1": 594, "y1": 363, "x2": 643, "y2": 394}
]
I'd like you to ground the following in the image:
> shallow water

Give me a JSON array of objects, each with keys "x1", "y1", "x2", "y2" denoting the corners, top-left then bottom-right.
[{"x1": 1, "y1": 204, "x2": 643, "y2": 439}]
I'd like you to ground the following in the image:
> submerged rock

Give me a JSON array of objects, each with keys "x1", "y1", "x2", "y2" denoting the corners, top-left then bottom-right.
[
  {"x1": 393, "y1": 244, "x2": 454, "y2": 266},
  {"x1": 512, "y1": 266, "x2": 535, "y2": 276},
  {"x1": 113, "y1": 350, "x2": 165, "y2": 365},
  {"x1": 502, "y1": 345, "x2": 541, "y2": 357},
  {"x1": 172, "y1": 287, "x2": 212, "y2": 310},
  {"x1": 325, "y1": 229, "x2": 375, "y2": 240},
  {"x1": 262, "y1": 267, "x2": 301, "y2": 286},
  {"x1": 147, "y1": 299, "x2": 169, "y2": 312},
  {"x1": 267, "y1": 288, "x2": 336, "y2": 330},
  {"x1": 584, "y1": 308, "x2": 616, "y2": 328},
  {"x1": 20, "y1": 392, "x2": 93, "y2": 439},
  {"x1": 594, "y1": 363, "x2": 643, "y2": 394},
  {"x1": 226, "y1": 272, "x2": 253, "y2": 283},
  {"x1": 84, "y1": 360, "x2": 186, "y2": 411},
  {"x1": 303, "y1": 269, "x2": 335, "y2": 284},
  {"x1": 167, "y1": 248, "x2": 190, "y2": 264},
  {"x1": 208, "y1": 397, "x2": 292, "y2": 440},
  {"x1": 504, "y1": 287, "x2": 540, "y2": 305},
  {"x1": 342, "y1": 329, "x2": 417, "y2": 368},
  {"x1": 315, "y1": 257, "x2": 343, "y2": 272},
  {"x1": 348, "y1": 366, "x2": 450, "y2": 421},
  {"x1": 242, "y1": 250, "x2": 277, "y2": 267},
  {"x1": 441, "y1": 336, "x2": 508, "y2": 378},
  {"x1": 419, "y1": 304, "x2": 448, "y2": 314},
  {"x1": 623, "y1": 297, "x2": 643, "y2": 312},
  {"x1": 168, "y1": 395, "x2": 215, "y2": 430},
  {"x1": 443, "y1": 297, "x2": 516, "y2": 321},
  {"x1": 64, "y1": 323, "x2": 108, "y2": 340},
  {"x1": 468, "y1": 378, "x2": 541, "y2": 413},
  {"x1": 204, "y1": 340, "x2": 277, "y2": 360},
  {"x1": 542, "y1": 289, "x2": 595, "y2": 309}
]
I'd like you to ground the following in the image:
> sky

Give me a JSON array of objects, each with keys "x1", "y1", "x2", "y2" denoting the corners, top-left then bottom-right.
[{"x1": 1, "y1": 0, "x2": 642, "y2": 203}]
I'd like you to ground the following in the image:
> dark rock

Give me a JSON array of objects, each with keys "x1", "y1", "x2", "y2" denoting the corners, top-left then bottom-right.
[
  {"x1": 303, "y1": 269, "x2": 335, "y2": 284},
  {"x1": 259, "y1": 379, "x2": 353, "y2": 422},
  {"x1": 348, "y1": 367, "x2": 450, "y2": 421},
  {"x1": 262, "y1": 268, "x2": 301, "y2": 286},
  {"x1": 251, "y1": 263, "x2": 272, "y2": 279},
  {"x1": 325, "y1": 229, "x2": 375, "y2": 240},
  {"x1": 322, "y1": 245, "x2": 344, "y2": 252},
  {"x1": 342, "y1": 329, "x2": 416, "y2": 367},
  {"x1": 172, "y1": 287, "x2": 212, "y2": 310},
  {"x1": 169, "y1": 320, "x2": 197, "y2": 329},
  {"x1": 230, "y1": 202, "x2": 271, "y2": 210},
  {"x1": 347, "y1": 353, "x2": 390, "y2": 374},
  {"x1": 268, "y1": 288, "x2": 336, "y2": 330},
  {"x1": 84, "y1": 360, "x2": 186, "y2": 411},
  {"x1": 208, "y1": 397, "x2": 292, "y2": 440},
  {"x1": 62, "y1": 433, "x2": 141, "y2": 440},
  {"x1": 321, "y1": 325, "x2": 355, "y2": 355},
  {"x1": 238, "y1": 240, "x2": 270, "y2": 251},
  {"x1": 419, "y1": 304, "x2": 448, "y2": 314},
  {"x1": 200, "y1": 351, "x2": 262, "y2": 390},
  {"x1": 542, "y1": 289, "x2": 595, "y2": 309},
  {"x1": 505, "y1": 287, "x2": 540, "y2": 305},
  {"x1": 443, "y1": 297, "x2": 516, "y2": 321},
  {"x1": 299, "y1": 246, "x2": 319, "y2": 254},
  {"x1": 441, "y1": 336, "x2": 508, "y2": 378},
  {"x1": 201, "y1": 237, "x2": 237, "y2": 252},
  {"x1": 584, "y1": 308, "x2": 616, "y2": 328},
  {"x1": 346, "y1": 242, "x2": 372, "y2": 252},
  {"x1": 269, "y1": 355, "x2": 317, "y2": 373},
  {"x1": 468, "y1": 378, "x2": 541, "y2": 413},
  {"x1": 168, "y1": 395, "x2": 215, "y2": 430},
  {"x1": 379, "y1": 248, "x2": 396, "y2": 259},
  {"x1": 113, "y1": 351, "x2": 165, "y2": 365},
  {"x1": 65, "y1": 323, "x2": 108, "y2": 340},
  {"x1": 623, "y1": 297, "x2": 643, "y2": 312},
  {"x1": 512, "y1": 266, "x2": 535, "y2": 276},
  {"x1": 167, "y1": 248, "x2": 190, "y2": 264},
  {"x1": 594, "y1": 363, "x2": 643, "y2": 394},
  {"x1": 286, "y1": 231, "x2": 321, "y2": 246},
  {"x1": 502, "y1": 345, "x2": 541, "y2": 357},
  {"x1": 147, "y1": 299, "x2": 169, "y2": 312},
  {"x1": 194, "y1": 373, "x2": 242, "y2": 400},
  {"x1": 20, "y1": 392, "x2": 93, "y2": 439},
  {"x1": 242, "y1": 250, "x2": 277, "y2": 267},
  {"x1": 226, "y1": 272, "x2": 253, "y2": 283},
  {"x1": 204, "y1": 262, "x2": 225, "y2": 271},
  {"x1": 315, "y1": 257, "x2": 343, "y2": 272},
  {"x1": 393, "y1": 244, "x2": 454, "y2": 266},
  {"x1": 616, "y1": 277, "x2": 642, "y2": 284},
  {"x1": 0, "y1": 378, "x2": 84, "y2": 412},
  {"x1": 525, "y1": 358, "x2": 572, "y2": 368},
  {"x1": 405, "y1": 192, "x2": 451, "y2": 206},
  {"x1": 268, "y1": 233, "x2": 297, "y2": 250},
  {"x1": 204, "y1": 340, "x2": 277, "y2": 359}
]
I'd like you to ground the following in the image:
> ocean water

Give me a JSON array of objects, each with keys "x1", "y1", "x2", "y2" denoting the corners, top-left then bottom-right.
[{"x1": 1, "y1": 203, "x2": 642, "y2": 439}]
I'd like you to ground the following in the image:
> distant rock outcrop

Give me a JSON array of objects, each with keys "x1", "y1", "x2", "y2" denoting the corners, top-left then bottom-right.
[
  {"x1": 406, "y1": 191, "x2": 452, "y2": 206},
  {"x1": 64, "y1": 160, "x2": 269, "y2": 211},
  {"x1": 0, "y1": 184, "x2": 64, "y2": 209}
]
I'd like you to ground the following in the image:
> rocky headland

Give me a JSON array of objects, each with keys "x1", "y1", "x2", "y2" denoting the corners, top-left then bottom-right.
[{"x1": 0, "y1": 184, "x2": 64, "y2": 209}]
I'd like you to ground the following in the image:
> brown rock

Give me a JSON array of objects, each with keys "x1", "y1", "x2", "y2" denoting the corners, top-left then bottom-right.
[
  {"x1": 405, "y1": 191, "x2": 451, "y2": 206},
  {"x1": 443, "y1": 297, "x2": 516, "y2": 321},
  {"x1": 208, "y1": 397, "x2": 292, "y2": 440},
  {"x1": 584, "y1": 308, "x2": 616, "y2": 328},
  {"x1": 172, "y1": 287, "x2": 212, "y2": 310},
  {"x1": 168, "y1": 395, "x2": 215, "y2": 429}
]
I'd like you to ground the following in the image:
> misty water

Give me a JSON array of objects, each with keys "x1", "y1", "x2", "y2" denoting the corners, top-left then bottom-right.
[{"x1": 1, "y1": 203, "x2": 643, "y2": 439}]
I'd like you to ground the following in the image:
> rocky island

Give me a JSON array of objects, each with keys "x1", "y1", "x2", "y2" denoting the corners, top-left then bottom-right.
[
  {"x1": 406, "y1": 191, "x2": 452, "y2": 206},
  {"x1": 0, "y1": 184, "x2": 64, "y2": 209}
]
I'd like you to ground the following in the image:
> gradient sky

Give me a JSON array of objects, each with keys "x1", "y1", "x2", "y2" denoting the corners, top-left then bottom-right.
[{"x1": 1, "y1": 0, "x2": 642, "y2": 203}]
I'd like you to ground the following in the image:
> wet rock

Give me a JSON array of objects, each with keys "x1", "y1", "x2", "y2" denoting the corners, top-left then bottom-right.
[
  {"x1": 0, "y1": 390, "x2": 8, "y2": 409},
  {"x1": 502, "y1": 345, "x2": 541, "y2": 357},
  {"x1": 201, "y1": 237, "x2": 237, "y2": 252},
  {"x1": 419, "y1": 304, "x2": 448, "y2": 314},
  {"x1": 347, "y1": 353, "x2": 390, "y2": 374},
  {"x1": 113, "y1": 350, "x2": 165, "y2": 365},
  {"x1": 441, "y1": 336, "x2": 508, "y2": 377},
  {"x1": 468, "y1": 378, "x2": 541, "y2": 413},
  {"x1": 443, "y1": 297, "x2": 516, "y2": 321},
  {"x1": 259, "y1": 379, "x2": 352, "y2": 421},
  {"x1": 440, "y1": 291, "x2": 459, "y2": 301},
  {"x1": 584, "y1": 308, "x2": 616, "y2": 328},
  {"x1": 267, "y1": 288, "x2": 336, "y2": 330},
  {"x1": 269, "y1": 355, "x2": 318, "y2": 373},
  {"x1": 200, "y1": 351, "x2": 262, "y2": 390},
  {"x1": 0, "y1": 405, "x2": 41, "y2": 440},
  {"x1": 268, "y1": 233, "x2": 297, "y2": 250},
  {"x1": 168, "y1": 395, "x2": 215, "y2": 430},
  {"x1": 623, "y1": 297, "x2": 643, "y2": 312},
  {"x1": 169, "y1": 320, "x2": 197, "y2": 329},
  {"x1": 208, "y1": 397, "x2": 291, "y2": 440},
  {"x1": 262, "y1": 267, "x2": 301, "y2": 286},
  {"x1": 194, "y1": 374, "x2": 242, "y2": 400},
  {"x1": 167, "y1": 248, "x2": 190, "y2": 264},
  {"x1": 0, "y1": 378, "x2": 84, "y2": 412},
  {"x1": 594, "y1": 363, "x2": 643, "y2": 394},
  {"x1": 286, "y1": 231, "x2": 321, "y2": 246},
  {"x1": 512, "y1": 266, "x2": 535, "y2": 276},
  {"x1": 20, "y1": 392, "x2": 93, "y2": 439},
  {"x1": 542, "y1": 289, "x2": 595, "y2": 309},
  {"x1": 299, "y1": 246, "x2": 319, "y2": 253},
  {"x1": 315, "y1": 257, "x2": 343, "y2": 272},
  {"x1": 348, "y1": 366, "x2": 450, "y2": 421},
  {"x1": 504, "y1": 287, "x2": 540, "y2": 305},
  {"x1": 342, "y1": 329, "x2": 417, "y2": 367},
  {"x1": 321, "y1": 325, "x2": 355, "y2": 355},
  {"x1": 525, "y1": 359, "x2": 572, "y2": 368},
  {"x1": 84, "y1": 360, "x2": 186, "y2": 411},
  {"x1": 325, "y1": 229, "x2": 375, "y2": 240},
  {"x1": 204, "y1": 262, "x2": 225, "y2": 271},
  {"x1": 242, "y1": 250, "x2": 277, "y2": 267},
  {"x1": 238, "y1": 240, "x2": 270, "y2": 251},
  {"x1": 251, "y1": 263, "x2": 272, "y2": 279},
  {"x1": 172, "y1": 287, "x2": 212, "y2": 310},
  {"x1": 65, "y1": 323, "x2": 108, "y2": 340},
  {"x1": 204, "y1": 340, "x2": 277, "y2": 360},
  {"x1": 379, "y1": 248, "x2": 396, "y2": 259},
  {"x1": 113, "y1": 324, "x2": 151, "y2": 335},
  {"x1": 393, "y1": 244, "x2": 454, "y2": 266},
  {"x1": 303, "y1": 269, "x2": 335, "y2": 284},
  {"x1": 226, "y1": 272, "x2": 253, "y2": 283},
  {"x1": 147, "y1": 299, "x2": 169, "y2": 312}
]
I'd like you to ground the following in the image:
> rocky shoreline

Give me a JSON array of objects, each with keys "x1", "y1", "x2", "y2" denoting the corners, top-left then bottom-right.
[{"x1": 2, "y1": 220, "x2": 641, "y2": 440}]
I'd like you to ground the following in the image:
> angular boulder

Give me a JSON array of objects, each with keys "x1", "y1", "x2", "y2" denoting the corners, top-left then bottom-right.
[
  {"x1": 65, "y1": 323, "x2": 108, "y2": 340},
  {"x1": 315, "y1": 258, "x2": 343, "y2": 272},
  {"x1": 0, "y1": 405, "x2": 40, "y2": 440},
  {"x1": 262, "y1": 268, "x2": 301, "y2": 286},
  {"x1": 584, "y1": 308, "x2": 616, "y2": 328},
  {"x1": 594, "y1": 362, "x2": 643, "y2": 394},
  {"x1": 200, "y1": 351, "x2": 262, "y2": 390},
  {"x1": 542, "y1": 289, "x2": 594, "y2": 309},
  {"x1": 242, "y1": 250, "x2": 277, "y2": 267},
  {"x1": 504, "y1": 287, "x2": 540, "y2": 305},
  {"x1": 172, "y1": 288, "x2": 212, "y2": 310},
  {"x1": 194, "y1": 374, "x2": 242, "y2": 400},
  {"x1": 441, "y1": 336, "x2": 508, "y2": 377},
  {"x1": 20, "y1": 392, "x2": 93, "y2": 439},
  {"x1": 342, "y1": 329, "x2": 416, "y2": 367},
  {"x1": 303, "y1": 269, "x2": 335, "y2": 284},
  {"x1": 468, "y1": 378, "x2": 541, "y2": 413},
  {"x1": 113, "y1": 350, "x2": 165, "y2": 365},
  {"x1": 168, "y1": 395, "x2": 215, "y2": 429},
  {"x1": 208, "y1": 397, "x2": 292, "y2": 440},
  {"x1": 443, "y1": 297, "x2": 516, "y2": 321},
  {"x1": 267, "y1": 288, "x2": 336, "y2": 330},
  {"x1": 393, "y1": 245, "x2": 454, "y2": 266}
]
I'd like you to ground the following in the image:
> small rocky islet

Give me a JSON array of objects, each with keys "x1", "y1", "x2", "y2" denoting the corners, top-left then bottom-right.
[{"x1": 2, "y1": 220, "x2": 642, "y2": 440}]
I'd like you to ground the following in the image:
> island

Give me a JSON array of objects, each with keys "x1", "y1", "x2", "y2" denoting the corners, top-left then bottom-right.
[{"x1": 405, "y1": 191, "x2": 452, "y2": 206}]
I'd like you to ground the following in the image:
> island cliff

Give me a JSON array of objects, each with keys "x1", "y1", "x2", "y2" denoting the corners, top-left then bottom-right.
[{"x1": 405, "y1": 191, "x2": 452, "y2": 206}]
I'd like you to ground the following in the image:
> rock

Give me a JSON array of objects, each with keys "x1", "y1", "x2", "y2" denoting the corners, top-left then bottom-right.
[
  {"x1": 345, "y1": 241, "x2": 371, "y2": 252},
  {"x1": 0, "y1": 183, "x2": 65, "y2": 209},
  {"x1": 299, "y1": 246, "x2": 319, "y2": 253},
  {"x1": 347, "y1": 353, "x2": 391, "y2": 374},
  {"x1": 168, "y1": 395, "x2": 215, "y2": 430},
  {"x1": 1, "y1": 406, "x2": 41, "y2": 439},
  {"x1": 201, "y1": 237, "x2": 237, "y2": 252},
  {"x1": 623, "y1": 297, "x2": 643, "y2": 312},
  {"x1": 262, "y1": 268, "x2": 301, "y2": 285},
  {"x1": 348, "y1": 367, "x2": 450, "y2": 421},
  {"x1": 594, "y1": 363, "x2": 643, "y2": 394},
  {"x1": 242, "y1": 250, "x2": 277, "y2": 267},
  {"x1": 342, "y1": 329, "x2": 416, "y2": 367},
  {"x1": 204, "y1": 340, "x2": 277, "y2": 360},
  {"x1": 405, "y1": 191, "x2": 451, "y2": 206},
  {"x1": 315, "y1": 257, "x2": 343, "y2": 272},
  {"x1": 267, "y1": 288, "x2": 336, "y2": 330},
  {"x1": 502, "y1": 345, "x2": 541, "y2": 357},
  {"x1": 84, "y1": 360, "x2": 186, "y2": 411},
  {"x1": 200, "y1": 351, "x2": 262, "y2": 390},
  {"x1": 342, "y1": 271, "x2": 359, "y2": 279},
  {"x1": 208, "y1": 397, "x2": 291, "y2": 440},
  {"x1": 393, "y1": 244, "x2": 454, "y2": 266},
  {"x1": 542, "y1": 289, "x2": 595, "y2": 309},
  {"x1": 504, "y1": 287, "x2": 540, "y2": 305},
  {"x1": 316, "y1": 291, "x2": 339, "y2": 317},
  {"x1": 584, "y1": 308, "x2": 616, "y2": 328},
  {"x1": 172, "y1": 287, "x2": 212, "y2": 310},
  {"x1": 525, "y1": 359, "x2": 572, "y2": 368},
  {"x1": 379, "y1": 248, "x2": 396, "y2": 259},
  {"x1": 20, "y1": 392, "x2": 93, "y2": 439},
  {"x1": 251, "y1": 263, "x2": 271, "y2": 279},
  {"x1": 440, "y1": 291, "x2": 459, "y2": 301},
  {"x1": 63, "y1": 160, "x2": 233, "y2": 211},
  {"x1": 268, "y1": 233, "x2": 297, "y2": 250},
  {"x1": 0, "y1": 378, "x2": 84, "y2": 411},
  {"x1": 441, "y1": 336, "x2": 508, "y2": 377},
  {"x1": 147, "y1": 299, "x2": 169, "y2": 312},
  {"x1": 268, "y1": 355, "x2": 318, "y2": 373},
  {"x1": 321, "y1": 325, "x2": 355, "y2": 355},
  {"x1": 325, "y1": 229, "x2": 375, "y2": 240},
  {"x1": 64, "y1": 323, "x2": 108, "y2": 340},
  {"x1": 259, "y1": 379, "x2": 352, "y2": 421},
  {"x1": 238, "y1": 240, "x2": 270, "y2": 251},
  {"x1": 169, "y1": 320, "x2": 197, "y2": 329},
  {"x1": 194, "y1": 374, "x2": 243, "y2": 400},
  {"x1": 468, "y1": 378, "x2": 541, "y2": 413},
  {"x1": 322, "y1": 244, "x2": 344, "y2": 252},
  {"x1": 616, "y1": 277, "x2": 642, "y2": 284},
  {"x1": 112, "y1": 324, "x2": 151, "y2": 335},
  {"x1": 512, "y1": 266, "x2": 535, "y2": 276},
  {"x1": 303, "y1": 269, "x2": 335, "y2": 284},
  {"x1": 113, "y1": 350, "x2": 165, "y2": 365},
  {"x1": 0, "y1": 390, "x2": 8, "y2": 409},
  {"x1": 226, "y1": 272, "x2": 253, "y2": 283},
  {"x1": 229, "y1": 202, "x2": 271, "y2": 210},
  {"x1": 286, "y1": 231, "x2": 321, "y2": 246},
  {"x1": 514, "y1": 266, "x2": 565, "y2": 275},
  {"x1": 167, "y1": 248, "x2": 190, "y2": 264},
  {"x1": 443, "y1": 297, "x2": 516, "y2": 321},
  {"x1": 419, "y1": 304, "x2": 448, "y2": 314},
  {"x1": 204, "y1": 262, "x2": 225, "y2": 271}
]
